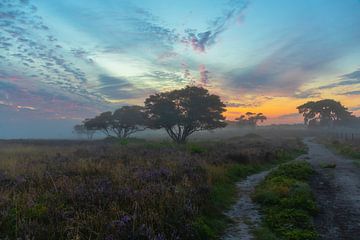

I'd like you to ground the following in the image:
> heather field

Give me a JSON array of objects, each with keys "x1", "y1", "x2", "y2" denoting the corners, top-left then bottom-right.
[{"x1": 0, "y1": 135, "x2": 305, "y2": 239}]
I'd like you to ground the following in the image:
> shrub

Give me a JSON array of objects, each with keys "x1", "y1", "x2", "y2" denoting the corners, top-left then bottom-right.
[
  {"x1": 266, "y1": 161, "x2": 314, "y2": 181},
  {"x1": 254, "y1": 161, "x2": 318, "y2": 240}
]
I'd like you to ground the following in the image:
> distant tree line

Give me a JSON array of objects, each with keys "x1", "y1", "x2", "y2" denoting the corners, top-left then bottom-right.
[
  {"x1": 74, "y1": 86, "x2": 227, "y2": 143},
  {"x1": 235, "y1": 112, "x2": 267, "y2": 128},
  {"x1": 74, "y1": 87, "x2": 359, "y2": 142}
]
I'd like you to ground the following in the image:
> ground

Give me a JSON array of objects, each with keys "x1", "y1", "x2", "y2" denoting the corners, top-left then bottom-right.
[
  {"x1": 1, "y1": 132, "x2": 359, "y2": 239},
  {"x1": 305, "y1": 138, "x2": 360, "y2": 240},
  {"x1": 222, "y1": 170, "x2": 269, "y2": 240},
  {"x1": 222, "y1": 137, "x2": 360, "y2": 240},
  {"x1": 0, "y1": 136, "x2": 304, "y2": 239}
]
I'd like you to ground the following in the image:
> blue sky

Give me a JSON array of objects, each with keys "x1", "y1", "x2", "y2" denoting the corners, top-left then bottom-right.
[{"x1": 0, "y1": 0, "x2": 360, "y2": 138}]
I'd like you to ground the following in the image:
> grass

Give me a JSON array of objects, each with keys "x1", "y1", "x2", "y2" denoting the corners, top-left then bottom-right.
[
  {"x1": 194, "y1": 145, "x2": 307, "y2": 239},
  {"x1": 253, "y1": 161, "x2": 318, "y2": 240},
  {"x1": 319, "y1": 162, "x2": 337, "y2": 168},
  {"x1": 0, "y1": 137, "x2": 306, "y2": 239},
  {"x1": 324, "y1": 139, "x2": 360, "y2": 166},
  {"x1": 194, "y1": 163, "x2": 262, "y2": 238},
  {"x1": 331, "y1": 141, "x2": 360, "y2": 159}
]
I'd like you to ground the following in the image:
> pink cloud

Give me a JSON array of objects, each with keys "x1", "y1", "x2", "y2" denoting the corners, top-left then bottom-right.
[{"x1": 199, "y1": 64, "x2": 209, "y2": 85}]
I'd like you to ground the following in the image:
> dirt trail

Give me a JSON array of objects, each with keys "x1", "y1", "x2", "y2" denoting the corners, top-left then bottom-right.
[
  {"x1": 222, "y1": 138, "x2": 360, "y2": 240},
  {"x1": 304, "y1": 138, "x2": 360, "y2": 240},
  {"x1": 221, "y1": 170, "x2": 269, "y2": 240}
]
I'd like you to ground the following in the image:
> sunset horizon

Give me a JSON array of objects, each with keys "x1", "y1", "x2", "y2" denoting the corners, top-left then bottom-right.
[{"x1": 1, "y1": 0, "x2": 360, "y2": 138}]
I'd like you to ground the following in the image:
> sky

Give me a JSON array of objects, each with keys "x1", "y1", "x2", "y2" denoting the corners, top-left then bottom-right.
[{"x1": 0, "y1": 0, "x2": 360, "y2": 138}]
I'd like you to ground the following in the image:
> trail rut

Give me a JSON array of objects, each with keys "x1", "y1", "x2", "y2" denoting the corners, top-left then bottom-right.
[
  {"x1": 221, "y1": 170, "x2": 269, "y2": 240},
  {"x1": 305, "y1": 138, "x2": 360, "y2": 240}
]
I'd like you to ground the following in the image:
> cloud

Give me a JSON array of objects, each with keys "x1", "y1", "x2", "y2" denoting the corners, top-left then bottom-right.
[
  {"x1": 341, "y1": 68, "x2": 360, "y2": 80},
  {"x1": 225, "y1": 102, "x2": 255, "y2": 107},
  {"x1": 225, "y1": 95, "x2": 273, "y2": 108},
  {"x1": 0, "y1": 0, "x2": 95, "y2": 101},
  {"x1": 62, "y1": 2, "x2": 179, "y2": 53},
  {"x1": 148, "y1": 71, "x2": 187, "y2": 83},
  {"x1": 293, "y1": 90, "x2": 321, "y2": 99},
  {"x1": 97, "y1": 75, "x2": 133, "y2": 98},
  {"x1": 16, "y1": 105, "x2": 36, "y2": 111},
  {"x1": 97, "y1": 75, "x2": 153, "y2": 100},
  {"x1": 339, "y1": 90, "x2": 360, "y2": 95},
  {"x1": 0, "y1": 76, "x2": 100, "y2": 120},
  {"x1": 71, "y1": 48, "x2": 94, "y2": 64},
  {"x1": 317, "y1": 68, "x2": 360, "y2": 90},
  {"x1": 182, "y1": 0, "x2": 249, "y2": 52},
  {"x1": 183, "y1": 30, "x2": 211, "y2": 53},
  {"x1": 0, "y1": 101, "x2": 36, "y2": 113},
  {"x1": 227, "y1": 30, "x2": 359, "y2": 95},
  {"x1": 199, "y1": 64, "x2": 209, "y2": 85}
]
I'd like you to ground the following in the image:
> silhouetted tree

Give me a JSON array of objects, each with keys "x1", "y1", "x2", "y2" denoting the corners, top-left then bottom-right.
[
  {"x1": 297, "y1": 99, "x2": 353, "y2": 127},
  {"x1": 236, "y1": 112, "x2": 267, "y2": 128},
  {"x1": 111, "y1": 106, "x2": 147, "y2": 138},
  {"x1": 144, "y1": 86, "x2": 227, "y2": 143},
  {"x1": 84, "y1": 111, "x2": 113, "y2": 136},
  {"x1": 73, "y1": 124, "x2": 95, "y2": 140},
  {"x1": 83, "y1": 106, "x2": 147, "y2": 139}
]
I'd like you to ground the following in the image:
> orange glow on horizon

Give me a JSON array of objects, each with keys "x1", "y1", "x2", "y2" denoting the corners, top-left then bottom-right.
[{"x1": 223, "y1": 95, "x2": 360, "y2": 125}]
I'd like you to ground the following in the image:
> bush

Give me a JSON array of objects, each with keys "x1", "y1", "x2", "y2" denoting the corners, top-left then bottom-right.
[
  {"x1": 266, "y1": 161, "x2": 314, "y2": 181},
  {"x1": 254, "y1": 161, "x2": 318, "y2": 240}
]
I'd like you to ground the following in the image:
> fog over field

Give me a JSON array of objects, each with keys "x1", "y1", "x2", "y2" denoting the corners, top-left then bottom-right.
[{"x1": 1, "y1": 0, "x2": 360, "y2": 239}]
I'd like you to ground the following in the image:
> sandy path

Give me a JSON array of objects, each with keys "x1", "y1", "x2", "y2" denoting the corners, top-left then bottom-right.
[
  {"x1": 304, "y1": 138, "x2": 360, "y2": 240},
  {"x1": 222, "y1": 138, "x2": 360, "y2": 240},
  {"x1": 221, "y1": 170, "x2": 269, "y2": 240}
]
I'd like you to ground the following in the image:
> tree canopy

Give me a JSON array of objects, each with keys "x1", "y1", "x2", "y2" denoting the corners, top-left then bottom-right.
[
  {"x1": 144, "y1": 86, "x2": 227, "y2": 143},
  {"x1": 112, "y1": 106, "x2": 147, "y2": 138},
  {"x1": 83, "y1": 106, "x2": 146, "y2": 139},
  {"x1": 73, "y1": 124, "x2": 95, "y2": 140},
  {"x1": 297, "y1": 99, "x2": 353, "y2": 127},
  {"x1": 84, "y1": 111, "x2": 113, "y2": 136},
  {"x1": 236, "y1": 112, "x2": 267, "y2": 128}
]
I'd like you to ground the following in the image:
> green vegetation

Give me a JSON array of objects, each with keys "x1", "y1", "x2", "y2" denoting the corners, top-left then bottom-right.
[
  {"x1": 195, "y1": 145, "x2": 307, "y2": 239},
  {"x1": 194, "y1": 163, "x2": 262, "y2": 238},
  {"x1": 253, "y1": 161, "x2": 318, "y2": 240},
  {"x1": 320, "y1": 162, "x2": 337, "y2": 168},
  {"x1": 324, "y1": 139, "x2": 360, "y2": 166},
  {"x1": 328, "y1": 140, "x2": 360, "y2": 160}
]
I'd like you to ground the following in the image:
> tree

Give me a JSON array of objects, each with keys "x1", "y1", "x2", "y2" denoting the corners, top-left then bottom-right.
[
  {"x1": 84, "y1": 111, "x2": 113, "y2": 136},
  {"x1": 297, "y1": 99, "x2": 353, "y2": 127},
  {"x1": 73, "y1": 124, "x2": 95, "y2": 140},
  {"x1": 82, "y1": 106, "x2": 147, "y2": 139},
  {"x1": 144, "y1": 86, "x2": 227, "y2": 143},
  {"x1": 236, "y1": 112, "x2": 267, "y2": 128},
  {"x1": 111, "y1": 106, "x2": 147, "y2": 138}
]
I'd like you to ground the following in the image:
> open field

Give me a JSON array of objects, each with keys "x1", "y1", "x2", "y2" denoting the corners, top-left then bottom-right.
[
  {"x1": 0, "y1": 134, "x2": 305, "y2": 239},
  {"x1": 1, "y1": 0, "x2": 360, "y2": 239}
]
